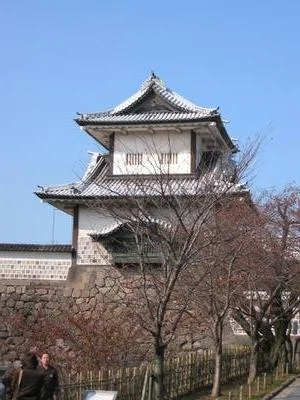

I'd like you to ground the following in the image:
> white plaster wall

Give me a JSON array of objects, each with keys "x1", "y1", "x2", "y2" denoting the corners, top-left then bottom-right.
[
  {"x1": 0, "y1": 251, "x2": 71, "y2": 280},
  {"x1": 77, "y1": 207, "x2": 116, "y2": 265},
  {"x1": 113, "y1": 130, "x2": 191, "y2": 175},
  {"x1": 76, "y1": 206, "x2": 178, "y2": 265},
  {"x1": 79, "y1": 208, "x2": 116, "y2": 233}
]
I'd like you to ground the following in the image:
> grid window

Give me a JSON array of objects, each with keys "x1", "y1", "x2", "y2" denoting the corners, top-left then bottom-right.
[
  {"x1": 158, "y1": 152, "x2": 178, "y2": 165},
  {"x1": 126, "y1": 153, "x2": 143, "y2": 165}
]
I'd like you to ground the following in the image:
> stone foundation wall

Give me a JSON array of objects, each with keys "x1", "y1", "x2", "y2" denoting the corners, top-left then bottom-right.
[
  {"x1": 0, "y1": 266, "x2": 109, "y2": 364},
  {"x1": 0, "y1": 264, "x2": 247, "y2": 367}
]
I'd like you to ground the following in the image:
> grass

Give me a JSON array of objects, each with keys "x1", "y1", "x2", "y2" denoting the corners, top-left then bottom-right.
[{"x1": 178, "y1": 371, "x2": 298, "y2": 400}]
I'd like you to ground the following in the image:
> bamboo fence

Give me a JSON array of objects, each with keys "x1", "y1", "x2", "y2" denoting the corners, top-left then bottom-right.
[{"x1": 59, "y1": 347, "x2": 259, "y2": 400}]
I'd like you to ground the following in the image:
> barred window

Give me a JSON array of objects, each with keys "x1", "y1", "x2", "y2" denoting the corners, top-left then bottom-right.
[
  {"x1": 158, "y1": 152, "x2": 178, "y2": 164},
  {"x1": 126, "y1": 153, "x2": 143, "y2": 165}
]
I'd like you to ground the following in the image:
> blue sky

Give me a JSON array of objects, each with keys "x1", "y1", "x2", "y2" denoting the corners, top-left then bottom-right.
[{"x1": 1, "y1": 1, "x2": 299, "y2": 244}]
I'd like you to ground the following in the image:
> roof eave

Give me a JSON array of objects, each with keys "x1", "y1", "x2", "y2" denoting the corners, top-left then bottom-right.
[
  {"x1": 0, "y1": 243, "x2": 72, "y2": 252},
  {"x1": 35, "y1": 187, "x2": 249, "y2": 203},
  {"x1": 75, "y1": 114, "x2": 219, "y2": 128},
  {"x1": 76, "y1": 114, "x2": 237, "y2": 152}
]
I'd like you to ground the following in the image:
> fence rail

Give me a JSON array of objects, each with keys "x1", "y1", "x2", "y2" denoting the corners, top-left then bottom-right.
[{"x1": 60, "y1": 348, "x2": 255, "y2": 400}]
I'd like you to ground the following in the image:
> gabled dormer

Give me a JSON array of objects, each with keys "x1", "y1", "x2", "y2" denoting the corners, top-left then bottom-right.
[{"x1": 75, "y1": 73, "x2": 237, "y2": 177}]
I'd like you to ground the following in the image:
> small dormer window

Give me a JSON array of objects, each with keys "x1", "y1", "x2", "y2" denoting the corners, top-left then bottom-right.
[
  {"x1": 158, "y1": 152, "x2": 178, "y2": 165},
  {"x1": 126, "y1": 153, "x2": 143, "y2": 165}
]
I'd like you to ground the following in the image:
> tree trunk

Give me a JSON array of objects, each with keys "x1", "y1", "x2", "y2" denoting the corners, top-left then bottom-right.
[
  {"x1": 153, "y1": 341, "x2": 165, "y2": 400},
  {"x1": 211, "y1": 321, "x2": 223, "y2": 398},
  {"x1": 285, "y1": 336, "x2": 293, "y2": 372},
  {"x1": 270, "y1": 326, "x2": 287, "y2": 369},
  {"x1": 291, "y1": 337, "x2": 300, "y2": 369},
  {"x1": 248, "y1": 339, "x2": 259, "y2": 384},
  {"x1": 211, "y1": 349, "x2": 222, "y2": 397}
]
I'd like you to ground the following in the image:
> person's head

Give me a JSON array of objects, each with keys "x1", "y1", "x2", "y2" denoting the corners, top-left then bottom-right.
[
  {"x1": 21, "y1": 352, "x2": 39, "y2": 369},
  {"x1": 40, "y1": 353, "x2": 50, "y2": 368}
]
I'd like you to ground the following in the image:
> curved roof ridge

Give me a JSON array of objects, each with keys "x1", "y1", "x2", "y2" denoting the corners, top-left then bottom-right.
[
  {"x1": 75, "y1": 73, "x2": 219, "y2": 121},
  {"x1": 82, "y1": 151, "x2": 102, "y2": 181},
  {"x1": 140, "y1": 71, "x2": 165, "y2": 89},
  {"x1": 108, "y1": 73, "x2": 217, "y2": 116},
  {"x1": 36, "y1": 181, "x2": 78, "y2": 193},
  {"x1": 109, "y1": 75, "x2": 154, "y2": 115},
  {"x1": 162, "y1": 88, "x2": 218, "y2": 114},
  {"x1": 90, "y1": 214, "x2": 172, "y2": 238},
  {"x1": 35, "y1": 154, "x2": 108, "y2": 197},
  {"x1": 76, "y1": 154, "x2": 108, "y2": 192}
]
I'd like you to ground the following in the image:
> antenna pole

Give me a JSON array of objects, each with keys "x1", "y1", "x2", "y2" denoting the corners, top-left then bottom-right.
[{"x1": 51, "y1": 208, "x2": 56, "y2": 244}]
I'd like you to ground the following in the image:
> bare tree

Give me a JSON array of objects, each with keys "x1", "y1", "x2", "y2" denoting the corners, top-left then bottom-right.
[
  {"x1": 184, "y1": 197, "x2": 257, "y2": 396},
  {"x1": 4, "y1": 291, "x2": 150, "y2": 373},
  {"x1": 85, "y1": 139, "x2": 257, "y2": 399},
  {"x1": 231, "y1": 249, "x2": 277, "y2": 383},
  {"x1": 259, "y1": 186, "x2": 300, "y2": 370},
  {"x1": 231, "y1": 185, "x2": 300, "y2": 382},
  {"x1": 54, "y1": 299, "x2": 150, "y2": 370}
]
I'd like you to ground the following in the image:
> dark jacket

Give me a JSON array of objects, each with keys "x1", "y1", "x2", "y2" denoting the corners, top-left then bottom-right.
[
  {"x1": 12, "y1": 368, "x2": 44, "y2": 400},
  {"x1": 37, "y1": 366, "x2": 59, "y2": 400},
  {"x1": 6, "y1": 354, "x2": 44, "y2": 400},
  {"x1": 2, "y1": 365, "x2": 22, "y2": 400},
  {"x1": 2, "y1": 365, "x2": 15, "y2": 399}
]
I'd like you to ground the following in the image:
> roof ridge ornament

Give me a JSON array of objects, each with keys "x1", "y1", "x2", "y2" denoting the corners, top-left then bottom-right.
[{"x1": 141, "y1": 71, "x2": 166, "y2": 90}]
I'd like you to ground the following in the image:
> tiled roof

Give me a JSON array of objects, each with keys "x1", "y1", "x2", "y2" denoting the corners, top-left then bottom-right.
[
  {"x1": 36, "y1": 76, "x2": 243, "y2": 207},
  {"x1": 75, "y1": 73, "x2": 218, "y2": 125},
  {"x1": 75, "y1": 111, "x2": 217, "y2": 125},
  {"x1": 90, "y1": 220, "x2": 124, "y2": 237},
  {"x1": 112, "y1": 73, "x2": 216, "y2": 115},
  {"x1": 35, "y1": 155, "x2": 248, "y2": 202},
  {"x1": 74, "y1": 73, "x2": 236, "y2": 152},
  {"x1": 90, "y1": 217, "x2": 172, "y2": 239},
  {"x1": 0, "y1": 244, "x2": 72, "y2": 252}
]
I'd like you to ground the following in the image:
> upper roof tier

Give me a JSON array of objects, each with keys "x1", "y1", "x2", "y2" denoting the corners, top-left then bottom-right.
[
  {"x1": 77, "y1": 73, "x2": 217, "y2": 118},
  {"x1": 75, "y1": 73, "x2": 235, "y2": 151}
]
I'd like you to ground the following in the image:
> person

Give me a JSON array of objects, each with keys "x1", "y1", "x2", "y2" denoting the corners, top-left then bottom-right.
[
  {"x1": 1, "y1": 360, "x2": 22, "y2": 400},
  {"x1": 0, "y1": 380, "x2": 5, "y2": 400},
  {"x1": 2, "y1": 363, "x2": 16, "y2": 400},
  {"x1": 3, "y1": 352, "x2": 44, "y2": 400},
  {"x1": 37, "y1": 354, "x2": 59, "y2": 400}
]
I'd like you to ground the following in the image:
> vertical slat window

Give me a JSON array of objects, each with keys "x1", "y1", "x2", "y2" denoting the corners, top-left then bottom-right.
[
  {"x1": 126, "y1": 153, "x2": 143, "y2": 165},
  {"x1": 158, "y1": 153, "x2": 178, "y2": 164}
]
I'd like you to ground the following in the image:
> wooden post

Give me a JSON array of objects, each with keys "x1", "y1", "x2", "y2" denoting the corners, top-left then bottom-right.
[
  {"x1": 76, "y1": 373, "x2": 79, "y2": 400},
  {"x1": 141, "y1": 368, "x2": 149, "y2": 400},
  {"x1": 239, "y1": 385, "x2": 243, "y2": 400},
  {"x1": 67, "y1": 373, "x2": 71, "y2": 400},
  {"x1": 79, "y1": 371, "x2": 82, "y2": 400},
  {"x1": 148, "y1": 374, "x2": 153, "y2": 400}
]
